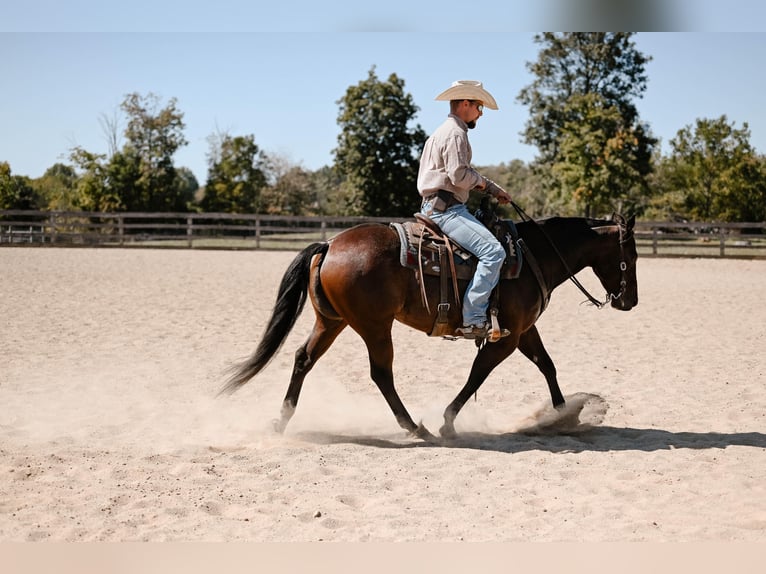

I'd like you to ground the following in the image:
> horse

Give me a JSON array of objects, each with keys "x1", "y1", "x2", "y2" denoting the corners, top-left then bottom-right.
[{"x1": 219, "y1": 209, "x2": 638, "y2": 441}]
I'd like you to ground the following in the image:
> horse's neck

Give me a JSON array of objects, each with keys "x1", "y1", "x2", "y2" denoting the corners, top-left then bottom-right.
[{"x1": 524, "y1": 218, "x2": 605, "y2": 290}]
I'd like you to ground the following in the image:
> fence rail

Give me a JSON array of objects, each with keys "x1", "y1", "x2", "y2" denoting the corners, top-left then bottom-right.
[{"x1": 2, "y1": 210, "x2": 765, "y2": 259}]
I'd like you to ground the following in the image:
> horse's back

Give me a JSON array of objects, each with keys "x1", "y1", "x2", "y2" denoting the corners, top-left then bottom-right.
[{"x1": 317, "y1": 223, "x2": 412, "y2": 320}]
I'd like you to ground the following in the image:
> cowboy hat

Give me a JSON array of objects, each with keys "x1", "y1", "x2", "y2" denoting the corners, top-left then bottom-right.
[{"x1": 434, "y1": 80, "x2": 498, "y2": 110}]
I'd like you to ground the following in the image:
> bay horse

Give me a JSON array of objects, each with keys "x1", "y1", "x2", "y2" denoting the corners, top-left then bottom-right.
[{"x1": 220, "y1": 210, "x2": 638, "y2": 441}]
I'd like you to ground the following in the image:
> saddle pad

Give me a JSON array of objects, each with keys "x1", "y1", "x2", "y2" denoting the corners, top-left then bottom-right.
[{"x1": 390, "y1": 221, "x2": 522, "y2": 281}]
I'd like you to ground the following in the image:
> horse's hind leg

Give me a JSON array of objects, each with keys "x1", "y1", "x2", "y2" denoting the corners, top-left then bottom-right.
[
  {"x1": 517, "y1": 325, "x2": 565, "y2": 408},
  {"x1": 274, "y1": 315, "x2": 347, "y2": 434}
]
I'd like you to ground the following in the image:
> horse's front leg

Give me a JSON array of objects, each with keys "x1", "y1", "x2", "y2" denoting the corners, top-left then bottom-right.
[
  {"x1": 440, "y1": 337, "x2": 516, "y2": 439},
  {"x1": 359, "y1": 325, "x2": 436, "y2": 442},
  {"x1": 517, "y1": 325, "x2": 565, "y2": 409}
]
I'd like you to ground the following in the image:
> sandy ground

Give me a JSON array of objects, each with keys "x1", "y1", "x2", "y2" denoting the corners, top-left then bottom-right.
[{"x1": 1, "y1": 246, "x2": 765, "y2": 542}]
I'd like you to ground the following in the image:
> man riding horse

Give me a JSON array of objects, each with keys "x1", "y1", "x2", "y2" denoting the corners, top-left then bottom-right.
[{"x1": 417, "y1": 80, "x2": 512, "y2": 341}]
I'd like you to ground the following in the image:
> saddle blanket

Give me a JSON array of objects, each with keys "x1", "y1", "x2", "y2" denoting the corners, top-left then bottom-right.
[{"x1": 390, "y1": 220, "x2": 522, "y2": 281}]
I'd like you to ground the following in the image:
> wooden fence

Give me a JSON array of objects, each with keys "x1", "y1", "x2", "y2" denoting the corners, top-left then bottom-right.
[{"x1": 2, "y1": 209, "x2": 765, "y2": 259}]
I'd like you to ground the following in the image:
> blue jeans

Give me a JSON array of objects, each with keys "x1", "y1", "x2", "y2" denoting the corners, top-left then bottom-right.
[{"x1": 421, "y1": 200, "x2": 506, "y2": 326}]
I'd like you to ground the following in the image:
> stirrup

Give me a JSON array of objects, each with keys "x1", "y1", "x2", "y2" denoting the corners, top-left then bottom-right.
[
  {"x1": 487, "y1": 326, "x2": 511, "y2": 343},
  {"x1": 488, "y1": 311, "x2": 510, "y2": 343},
  {"x1": 456, "y1": 323, "x2": 490, "y2": 340}
]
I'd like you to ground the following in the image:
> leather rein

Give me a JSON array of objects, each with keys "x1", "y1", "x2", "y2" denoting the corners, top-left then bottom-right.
[{"x1": 510, "y1": 201, "x2": 630, "y2": 309}]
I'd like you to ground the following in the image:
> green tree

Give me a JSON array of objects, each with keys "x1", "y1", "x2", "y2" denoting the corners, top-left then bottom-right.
[
  {"x1": 518, "y1": 33, "x2": 656, "y2": 216},
  {"x1": 120, "y1": 92, "x2": 190, "y2": 211},
  {"x1": 68, "y1": 147, "x2": 121, "y2": 212},
  {"x1": 664, "y1": 115, "x2": 766, "y2": 222},
  {"x1": 0, "y1": 162, "x2": 38, "y2": 210},
  {"x1": 643, "y1": 148, "x2": 686, "y2": 221},
  {"x1": 333, "y1": 67, "x2": 426, "y2": 217},
  {"x1": 66, "y1": 92, "x2": 194, "y2": 212},
  {"x1": 552, "y1": 93, "x2": 653, "y2": 216},
  {"x1": 260, "y1": 154, "x2": 318, "y2": 216},
  {"x1": 175, "y1": 167, "x2": 200, "y2": 210},
  {"x1": 478, "y1": 159, "x2": 550, "y2": 217},
  {"x1": 32, "y1": 163, "x2": 78, "y2": 210},
  {"x1": 200, "y1": 133, "x2": 267, "y2": 213},
  {"x1": 311, "y1": 165, "x2": 345, "y2": 216}
]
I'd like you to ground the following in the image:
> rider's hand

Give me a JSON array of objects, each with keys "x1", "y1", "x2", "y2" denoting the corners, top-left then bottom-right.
[{"x1": 483, "y1": 177, "x2": 512, "y2": 205}]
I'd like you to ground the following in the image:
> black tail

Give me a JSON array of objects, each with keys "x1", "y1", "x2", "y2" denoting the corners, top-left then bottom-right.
[{"x1": 218, "y1": 242, "x2": 329, "y2": 395}]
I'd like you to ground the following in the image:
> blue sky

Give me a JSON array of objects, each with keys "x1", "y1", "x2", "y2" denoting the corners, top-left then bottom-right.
[{"x1": 2, "y1": 4, "x2": 766, "y2": 184}]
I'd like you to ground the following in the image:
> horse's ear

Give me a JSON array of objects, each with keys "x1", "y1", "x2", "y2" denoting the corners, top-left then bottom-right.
[{"x1": 627, "y1": 214, "x2": 635, "y2": 230}]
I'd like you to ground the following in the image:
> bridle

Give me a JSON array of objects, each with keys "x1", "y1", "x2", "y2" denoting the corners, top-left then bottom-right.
[
  {"x1": 511, "y1": 201, "x2": 631, "y2": 309},
  {"x1": 604, "y1": 221, "x2": 632, "y2": 307}
]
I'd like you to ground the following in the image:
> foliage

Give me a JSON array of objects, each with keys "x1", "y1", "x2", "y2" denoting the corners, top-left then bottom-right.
[
  {"x1": 119, "y1": 93, "x2": 190, "y2": 211},
  {"x1": 0, "y1": 162, "x2": 39, "y2": 210},
  {"x1": 30, "y1": 163, "x2": 78, "y2": 210},
  {"x1": 199, "y1": 133, "x2": 267, "y2": 213},
  {"x1": 67, "y1": 147, "x2": 120, "y2": 212},
  {"x1": 310, "y1": 165, "x2": 346, "y2": 216},
  {"x1": 657, "y1": 116, "x2": 766, "y2": 222},
  {"x1": 64, "y1": 93, "x2": 193, "y2": 213},
  {"x1": 517, "y1": 33, "x2": 656, "y2": 217},
  {"x1": 259, "y1": 154, "x2": 319, "y2": 216},
  {"x1": 333, "y1": 67, "x2": 426, "y2": 217},
  {"x1": 475, "y1": 160, "x2": 553, "y2": 218},
  {"x1": 552, "y1": 93, "x2": 653, "y2": 216}
]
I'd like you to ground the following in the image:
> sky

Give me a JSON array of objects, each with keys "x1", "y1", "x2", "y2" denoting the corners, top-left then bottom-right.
[{"x1": 3, "y1": 2, "x2": 766, "y2": 185}]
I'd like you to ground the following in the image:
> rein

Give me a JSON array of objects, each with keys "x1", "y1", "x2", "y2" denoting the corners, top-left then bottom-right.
[{"x1": 510, "y1": 201, "x2": 629, "y2": 309}]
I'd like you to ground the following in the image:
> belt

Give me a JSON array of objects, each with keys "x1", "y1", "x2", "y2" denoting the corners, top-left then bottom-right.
[{"x1": 422, "y1": 190, "x2": 462, "y2": 213}]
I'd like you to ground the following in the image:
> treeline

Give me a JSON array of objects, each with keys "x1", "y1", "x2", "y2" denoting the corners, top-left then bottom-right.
[{"x1": 2, "y1": 33, "x2": 765, "y2": 224}]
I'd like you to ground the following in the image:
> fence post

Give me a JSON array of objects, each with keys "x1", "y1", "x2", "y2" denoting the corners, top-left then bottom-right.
[
  {"x1": 652, "y1": 228, "x2": 658, "y2": 255},
  {"x1": 320, "y1": 219, "x2": 327, "y2": 241},
  {"x1": 719, "y1": 229, "x2": 726, "y2": 257},
  {"x1": 255, "y1": 216, "x2": 261, "y2": 249},
  {"x1": 187, "y1": 216, "x2": 193, "y2": 248},
  {"x1": 48, "y1": 213, "x2": 57, "y2": 244}
]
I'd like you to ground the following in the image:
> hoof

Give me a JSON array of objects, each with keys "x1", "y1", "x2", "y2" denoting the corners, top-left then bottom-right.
[
  {"x1": 439, "y1": 423, "x2": 457, "y2": 440},
  {"x1": 271, "y1": 418, "x2": 287, "y2": 434},
  {"x1": 410, "y1": 423, "x2": 438, "y2": 443}
]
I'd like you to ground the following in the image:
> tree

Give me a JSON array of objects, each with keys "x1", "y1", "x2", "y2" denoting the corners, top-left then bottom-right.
[
  {"x1": 478, "y1": 159, "x2": 550, "y2": 217},
  {"x1": 259, "y1": 154, "x2": 318, "y2": 216},
  {"x1": 552, "y1": 93, "x2": 653, "y2": 216},
  {"x1": 311, "y1": 165, "x2": 345, "y2": 216},
  {"x1": 65, "y1": 92, "x2": 194, "y2": 212},
  {"x1": 517, "y1": 33, "x2": 656, "y2": 216},
  {"x1": 32, "y1": 163, "x2": 79, "y2": 210},
  {"x1": 68, "y1": 147, "x2": 121, "y2": 212},
  {"x1": 0, "y1": 162, "x2": 38, "y2": 210},
  {"x1": 199, "y1": 132, "x2": 267, "y2": 213},
  {"x1": 120, "y1": 92, "x2": 190, "y2": 211},
  {"x1": 664, "y1": 116, "x2": 766, "y2": 222},
  {"x1": 333, "y1": 67, "x2": 426, "y2": 217},
  {"x1": 175, "y1": 167, "x2": 200, "y2": 210}
]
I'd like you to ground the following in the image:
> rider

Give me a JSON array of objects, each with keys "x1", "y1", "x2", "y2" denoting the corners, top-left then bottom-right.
[{"x1": 417, "y1": 80, "x2": 512, "y2": 340}]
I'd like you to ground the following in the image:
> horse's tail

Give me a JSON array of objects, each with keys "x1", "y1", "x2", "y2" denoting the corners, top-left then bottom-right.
[{"x1": 218, "y1": 241, "x2": 329, "y2": 396}]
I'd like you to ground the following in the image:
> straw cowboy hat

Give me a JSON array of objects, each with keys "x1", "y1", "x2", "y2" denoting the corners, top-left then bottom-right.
[{"x1": 434, "y1": 80, "x2": 499, "y2": 110}]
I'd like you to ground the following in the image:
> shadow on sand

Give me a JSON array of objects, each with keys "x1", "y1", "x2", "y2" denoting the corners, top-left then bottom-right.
[{"x1": 291, "y1": 427, "x2": 766, "y2": 454}]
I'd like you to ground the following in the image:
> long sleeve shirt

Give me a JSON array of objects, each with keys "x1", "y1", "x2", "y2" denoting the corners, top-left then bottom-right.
[{"x1": 417, "y1": 114, "x2": 484, "y2": 204}]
